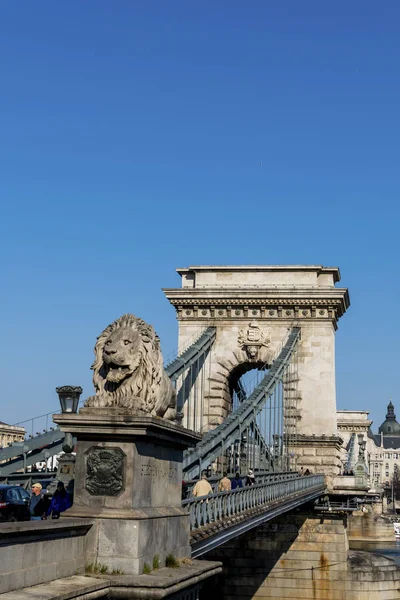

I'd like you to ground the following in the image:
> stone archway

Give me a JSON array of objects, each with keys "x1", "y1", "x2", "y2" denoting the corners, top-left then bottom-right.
[
  {"x1": 206, "y1": 332, "x2": 275, "y2": 428},
  {"x1": 164, "y1": 265, "x2": 350, "y2": 476}
]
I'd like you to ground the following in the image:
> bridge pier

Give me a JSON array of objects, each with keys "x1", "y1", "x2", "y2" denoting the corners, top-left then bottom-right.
[
  {"x1": 54, "y1": 409, "x2": 201, "y2": 575},
  {"x1": 203, "y1": 508, "x2": 400, "y2": 599}
]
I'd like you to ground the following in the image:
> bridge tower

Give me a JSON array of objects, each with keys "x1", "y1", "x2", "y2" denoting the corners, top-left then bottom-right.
[{"x1": 164, "y1": 265, "x2": 350, "y2": 478}]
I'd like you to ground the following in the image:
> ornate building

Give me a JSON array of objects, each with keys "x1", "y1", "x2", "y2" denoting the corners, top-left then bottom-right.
[
  {"x1": 0, "y1": 420, "x2": 25, "y2": 449},
  {"x1": 337, "y1": 402, "x2": 400, "y2": 489},
  {"x1": 371, "y1": 401, "x2": 400, "y2": 488}
]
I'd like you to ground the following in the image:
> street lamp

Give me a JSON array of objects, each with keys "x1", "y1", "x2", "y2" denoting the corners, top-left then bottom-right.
[
  {"x1": 56, "y1": 386, "x2": 82, "y2": 414},
  {"x1": 52, "y1": 386, "x2": 82, "y2": 499}
]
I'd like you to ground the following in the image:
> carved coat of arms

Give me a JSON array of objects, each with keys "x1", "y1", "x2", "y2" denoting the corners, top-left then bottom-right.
[
  {"x1": 238, "y1": 321, "x2": 271, "y2": 360},
  {"x1": 86, "y1": 447, "x2": 125, "y2": 496}
]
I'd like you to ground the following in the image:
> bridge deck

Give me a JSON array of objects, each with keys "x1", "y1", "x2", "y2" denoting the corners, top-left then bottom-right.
[{"x1": 183, "y1": 474, "x2": 325, "y2": 557}]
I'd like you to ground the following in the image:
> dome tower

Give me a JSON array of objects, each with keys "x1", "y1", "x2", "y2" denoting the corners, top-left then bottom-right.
[{"x1": 378, "y1": 401, "x2": 400, "y2": 435}]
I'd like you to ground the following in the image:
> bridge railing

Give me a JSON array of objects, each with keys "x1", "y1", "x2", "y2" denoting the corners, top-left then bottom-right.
[{"x1": 182, "y1": 474, "x2": 325, "y2": 531}]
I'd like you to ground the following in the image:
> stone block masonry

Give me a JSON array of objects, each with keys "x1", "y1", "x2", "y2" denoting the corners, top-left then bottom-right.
[
  {"x1": 0, "y1": 520, "x2": 92, "y2": 594},
  {"x1": 54, "y1": 411, "x2": 201, "y2": 576},
  {"x1": 204, "y1": 510, "x2": 400, "y2": 599},
  {"x1": 164, "y1": 265, "x2": 350, "y2": 478}
]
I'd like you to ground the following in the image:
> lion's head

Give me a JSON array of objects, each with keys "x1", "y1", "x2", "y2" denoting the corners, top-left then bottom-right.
[
  {"x1": 98, "y1": 322, "x2": 144, "y2": 386},
  {"x1": 85, "y1": 314, "x2": 176, "y2": 419}
]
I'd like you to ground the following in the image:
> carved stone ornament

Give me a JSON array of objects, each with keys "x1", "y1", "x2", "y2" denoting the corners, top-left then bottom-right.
[
  {"x1": 86, "y1": 447, "x2": 125, "y2": 496},
  {"x1": 238, "y1": 321, "x2": 271, "y2": 360},
  {"x1": 85, "y1": 314, "x2": 176, "y2": 421}
]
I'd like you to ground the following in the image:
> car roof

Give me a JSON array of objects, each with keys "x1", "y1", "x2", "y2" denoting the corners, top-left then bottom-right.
[{"x1": 0, "y1": 484, "x2": 21, "y2": 489}]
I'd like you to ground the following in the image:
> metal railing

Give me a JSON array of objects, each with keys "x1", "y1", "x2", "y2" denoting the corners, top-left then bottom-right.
[
  {"x1": 164, "y1": 326, "x2": 215, "y2": 372},
  {"x1": 182, "y1": 474, "x2": 324, "y2": 531},
  {"x1": 165, "y1": 327, "x2": 217, "y2": 382}
]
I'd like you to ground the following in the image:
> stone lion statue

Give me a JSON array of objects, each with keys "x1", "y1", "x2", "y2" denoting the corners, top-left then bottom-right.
[{"x1": 85, "y1": 314, "x2": 177, "y2": 421}]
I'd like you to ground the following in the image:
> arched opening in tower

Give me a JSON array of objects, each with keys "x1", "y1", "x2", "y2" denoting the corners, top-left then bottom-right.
[
  {"x1": 225, "y1": 362, "x2": 281, "y2": 474},
  {"x1": 228, "y1": 362, "x2": 270, "y2": 412}
]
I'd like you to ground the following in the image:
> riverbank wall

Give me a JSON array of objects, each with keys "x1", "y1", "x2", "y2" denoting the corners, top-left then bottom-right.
[
  {"x1": 205, "y1": 511, "x2": 400, "y2": 599},
  {"x1": 348, "y1": 511, "x2": 397, "y2": 547}
]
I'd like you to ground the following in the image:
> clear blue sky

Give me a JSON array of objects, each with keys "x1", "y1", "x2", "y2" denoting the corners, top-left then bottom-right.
[{"x1": 1, "y1": 1, "x2": 399, "y2": 431}]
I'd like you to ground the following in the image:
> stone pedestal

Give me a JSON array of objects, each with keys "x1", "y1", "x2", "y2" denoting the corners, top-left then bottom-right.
[
  {"x1": 47, "y1": 452, "x2": 76, "y2": 499},
  {"x1": 292, "y1": 434, "x2": 343, "y2": 486},
  {"x1": 53, "y1": 409, "x2": 200, "y2": 575},
  {"x1": 354, "y1": 460, "x2": 369, "y2": 490},
  {"x1": 57, "y1": 452, "x2": 76, "y2": 490}
]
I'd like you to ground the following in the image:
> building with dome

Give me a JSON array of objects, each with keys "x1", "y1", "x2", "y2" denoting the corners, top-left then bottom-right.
[
  {"x1": 337, "y1": 401, "x2": 400, "y2": 490},
  {"x1": 378, "y1": 401, "x2": 400, "y2": 436},
  {"x1": 370, "y1": 401, "x2": 400, "y2": 488}
]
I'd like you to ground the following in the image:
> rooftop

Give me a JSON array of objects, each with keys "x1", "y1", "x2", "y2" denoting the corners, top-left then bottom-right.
[{"x1": 177, "y1": 265, "x2": 341, "y2": 283}]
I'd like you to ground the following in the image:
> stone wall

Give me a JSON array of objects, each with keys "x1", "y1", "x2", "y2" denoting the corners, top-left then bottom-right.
[
  {"x1": 204, "y1": 511, "x2": 400, "y2": 599},
  {"x1": 348, "y1": 512, "x2": 396, "y2": 545},
  {"x1": 0, "y1": 519, "x2": 92, "y2": 594},
  {"x1": 294, "y1": 435, "x2": 343, "y2": 486}
]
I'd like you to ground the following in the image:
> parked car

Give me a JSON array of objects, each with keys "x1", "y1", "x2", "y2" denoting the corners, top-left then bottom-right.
[{"x1": 0, "y1": 485, "x2": 30, "y2": 522}]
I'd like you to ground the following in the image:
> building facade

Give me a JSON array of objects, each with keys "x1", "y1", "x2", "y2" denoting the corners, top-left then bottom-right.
[
  {"x1": 337, "y1": 402, "x2": 400, "y2": 489},
  {"x1": 0, "y1": 421, "x2": 25, "y2": 449}
]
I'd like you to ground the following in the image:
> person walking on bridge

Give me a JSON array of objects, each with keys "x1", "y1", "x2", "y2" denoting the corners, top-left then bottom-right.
[
  {"x1": 245, "y1": 469, "x2": 256, "y2": 486},
  {"x1": 192, "y1": 472, "x2": 213, "y2": 498},
  {"x1": 231, "y1": 472, "x2": 243, "y2": 489},
  {"x1": 218, "y1": 472, "x2": 231, "y2": 492},
  {"x1": 29, "y1": 483, "x2": 50, "y2": 521},
  {"x1": 47, "y1": 482, "x2": 71, "y2": 519}
]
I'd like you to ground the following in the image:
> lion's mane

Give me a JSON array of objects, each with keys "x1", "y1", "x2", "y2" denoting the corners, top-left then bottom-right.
[{"x1": 85, "y1": 314, "x2": 176, "y2": 420}]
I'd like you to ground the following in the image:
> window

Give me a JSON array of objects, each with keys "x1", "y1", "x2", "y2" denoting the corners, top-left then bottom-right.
[
  {"x1": 5, "y1": 488, "x2": 20, "y2": 502},
  {"x1": 375, "y1": 463, "x2": 379, "y2": 468},
  {"x1": 395, "y1": 454, "x2": 398, "y2": 460},
  {"x1": 18, "y1": 488, "x2": 30, "y2": 502},
  {"x1": 386, "y1": 472, "x2": 390, "y2": 477},
  {"x1": 386, "y1": 463, "x2": 390, "y2": 469}
]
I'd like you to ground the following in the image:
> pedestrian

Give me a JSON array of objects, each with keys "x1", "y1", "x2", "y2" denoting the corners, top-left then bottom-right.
[
  {"x1": 181, "y1": 480, "x2": 189, "y2": 500},
  {"x1": 218, "y1": 472, "x2": 231, "y2": 492},
  {"x1": 299, "y1": 467, "x2": 304, "y2": 476},
  {"x1": 47, "y1": 482, "x2": 71, "y2": 519},
  {"x1": 304, "y1": 469, "x2": 311, "y2": 476},
  {"x1": 29, "y1": 483, "x2": 50, "y2": 521},
  {"x1": 231, "y1": 472, "x2": 243, "y2": 490},
  {"x1": 245, "y1": 469, "x2": 256, "y2": 486},
  {"x1": 192, "y1": 472, "x2": 213, "y2": 498}
]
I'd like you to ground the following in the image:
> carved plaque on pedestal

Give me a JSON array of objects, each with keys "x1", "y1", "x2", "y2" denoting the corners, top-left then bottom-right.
[
  {"x1": 85, "y1": 447, "x2": 125, "y2": 496},
  {"x1": 60, "y1": 464, "x2": 72, "y2": 475}
]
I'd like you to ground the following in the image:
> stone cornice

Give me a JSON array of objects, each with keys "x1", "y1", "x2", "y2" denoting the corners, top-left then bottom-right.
[
  {"x1": 292, "y1": 434, "x2": 344, "y2": 448},
  {"x1": 163, "y1": 287, "x2": 349, "y2": 322},
  {"x1": 0, "y1": 423, "x2": 25, "y2": 434},
  {"x1": 338, "y1": 421, "x2": 373, "y2": 430}
]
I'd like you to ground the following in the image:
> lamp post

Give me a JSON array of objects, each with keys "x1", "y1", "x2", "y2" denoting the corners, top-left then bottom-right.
[
  {"x1": 56, "y1": 386, "x2": 82, "y2": 415},
  {"x1": 53, "y1": 386, "x2": 82, "y2": 497},
  {"x1": 355, "y1": 433, "x2": 368, "y2": 490}
]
